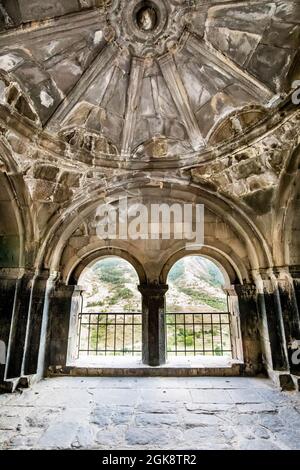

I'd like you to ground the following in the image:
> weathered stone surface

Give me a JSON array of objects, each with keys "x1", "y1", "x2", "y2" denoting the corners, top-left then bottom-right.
[
  {"x1": 190, "y1": 389, "x2": 233, "y2": 404},
  {"x1": 125, "y1": 426, "x2": 180, "y2": 446},
  {"x1": 90, "y1": 407, "x2": 111, "y2": 427},
  {"x1": 111, "y1": 407, "x2": 133, "y2": 425},
  {"x1": 0, "y1": 0, "x2": 298, "y2": 158},
  {"x1": 135, "y1": 412, "x2": 179, "y2": 426},
  {"x1": 237, "y1": 439, "x2": 281, "y2": 450},
  {"x1": 183, "y1": 426, "x2": 224, "y2": 442},
  {"x1": 95, "y1": 428, "x2": 124, "y2": 447},
  {"x1": 183, "y1": 412, "x2": 221, "y2": 428},
  {"x1": 0, "y1": 377, "x2": 299, "y2": 450},
  {"x1": 227, "y1": 389, "x2": 264, "y2": 404},
  {"x1": 137, "y1": 402, "x2": 178, "y2": 414},
  {"x1": 38, "y1": 422, "x2": 79, "y2": 449},
  {"x1": 71, "y1": 426, "x2": 94, "y2": 449},
  {"x1": 32, "y1": 164, "x2": 59, "y2": 181}
]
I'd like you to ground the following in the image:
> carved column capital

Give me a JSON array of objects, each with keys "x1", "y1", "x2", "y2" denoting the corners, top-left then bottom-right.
[{"x1": 138, "y1": 283, "x2": 169, "y2": 297}]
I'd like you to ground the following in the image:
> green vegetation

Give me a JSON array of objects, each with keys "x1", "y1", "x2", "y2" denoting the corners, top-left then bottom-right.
[
  {"x1": 92, "y1": 258, "x2": 133, "y2": 285},
  {"x1": 96, "y1": 266, "x2": 124, "y2": 284},
  {"x1": 87, "y1": 314, "x2": 142, "y2": 355},
  {"x1": 165, "y1": 312, "x2": 231, "y2": 355},
  {"x1": 166, "y1": 324, "x2": 230, "y2": 355},
  {"x1": 214, "y1": 346, "x2": 223, "y2": 356},
  {"x1": 124, "y1": 303, "x2": 135, "y2": 312},
  {"x1": 106, "y1": 287, "x2": 134, "y2": 306},
  {"x1": 86, "y1": 300, "x2": 104, "y2": 308},
  {"x1": 118, "y1": 287, "x2": 134, "y2": 299},
  {"x1": 177, "y1": 328, "x2": 194, "y2": 347},
  {"x1": 180, "y1": 287, "x2": 227, "y2": 311}
]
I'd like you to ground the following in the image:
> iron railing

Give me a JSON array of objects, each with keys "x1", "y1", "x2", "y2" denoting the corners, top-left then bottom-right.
[
  {"x1": 166, "y1": 312, "x2": 232, "y2": 356},
  {"x1": 77, "y1": 312, "x2": 142, "y2": 357},
  {"x1": 77, "y1": 311, "x2": 232, "y2": 358}
]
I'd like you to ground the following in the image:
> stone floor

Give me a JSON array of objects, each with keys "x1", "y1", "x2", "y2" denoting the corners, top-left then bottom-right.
[
  {"x1": 0, "y1": 376, "x2": 300, "y2": 450},
  {"x1": 72, "y1": 355, "x2": 235, "y2": 368}
]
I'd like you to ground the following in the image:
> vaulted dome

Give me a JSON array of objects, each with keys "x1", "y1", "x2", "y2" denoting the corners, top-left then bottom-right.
[{"x1": 0, "y1": 0, "x2": 299, "y2": 161}]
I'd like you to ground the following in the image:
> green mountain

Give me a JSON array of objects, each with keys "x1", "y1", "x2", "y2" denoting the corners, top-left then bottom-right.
[{"x1": 80, "y1": 256, "x2": 228, "y2": 313}]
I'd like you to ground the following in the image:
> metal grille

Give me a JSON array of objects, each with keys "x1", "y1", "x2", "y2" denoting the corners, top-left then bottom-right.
[
  {"x1": 77, "y1": 313, "x2": 142, "y2": 357},
  {"x1": 166, "y1": 312, "x2": 232, "y2": 356}
]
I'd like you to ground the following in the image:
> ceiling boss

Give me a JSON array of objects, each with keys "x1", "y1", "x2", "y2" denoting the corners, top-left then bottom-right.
[
  {"x1": 107, "y1": 0, "x2": 192, "y2": 57},
  {"x1": 136, "y1": 6, "x2": 158, "y2": 31}
]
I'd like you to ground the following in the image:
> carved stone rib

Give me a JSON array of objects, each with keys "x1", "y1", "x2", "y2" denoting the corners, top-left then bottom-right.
[
  {"x1": 121, "y1": 57, "x2": 145, "y2": 158},
  {"x1": 46, "y1": 43, "x2": 118, "y2": 131},
  {"x1": 187, "y1": 34, "x2": 274, "y2": 101},
  {"x1": 158, "y1": 53, "x2": 204, "y2": 151},
  {"x1": 0, "y1": 10, "x2": 105, "y2": 46},
  {"x1": 100, "y1": 65, "x2": 122, "y2": 109}
]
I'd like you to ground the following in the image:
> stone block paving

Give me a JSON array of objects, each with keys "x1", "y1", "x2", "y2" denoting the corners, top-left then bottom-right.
[{"x1": 0, "y1": 377, "x2": 300, "y2": 450}]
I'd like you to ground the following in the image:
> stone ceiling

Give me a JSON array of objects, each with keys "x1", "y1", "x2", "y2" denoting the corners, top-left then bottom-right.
[
  {"x1": 0, "y1": 0, "x2": 299, "y2": 226},
  {"x1": 0, "y1": 0, "x2": 300, "y2": 161}
]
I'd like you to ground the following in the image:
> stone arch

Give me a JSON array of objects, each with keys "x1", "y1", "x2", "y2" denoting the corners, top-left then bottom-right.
[
  {"x1": 37, "y1": 175, "x2": 269, "y2": 369},
  {"x1": 67, "y1": 246, "x2": 147, "y2": 286},
  {"x1": 0, "y1": 138, "x2": 19, "y2": 174},
  {"x1": 65, "y1": 251, "x2": 145, "y2": 365},
  {"x1": 0, "y1": 142, "x2": 39, "y2": 382},
  {"x1": 0, "y1": 172, "x2": 24, "y2": 268},
  {"x1": 207, "y1": 104, "x2": 268, "y2": 147},
  {"x1": 0, "y1": 170, "x2": 26, "y2": 381},
  {"x1": 36, "y1": 175, "x2": 274, "y2": 279},
  {"x1": 0, "y1": 51, "x2": 61, "y2": 126},
  {"x1": 160, "y1": 247, "x2": 246, "y2": 363},
  {"x1": 159, "y1": 247, "x2": 238, "y2": 288},
  {"x1": 286, "y1": 178, "x2": 300, "y2": 267},
  {"x1": 273, "y1": 143, "x2": 300, "y2": 267},
  {"x1": 0, "y1": 140, "x2": 35, "y2": 269}
]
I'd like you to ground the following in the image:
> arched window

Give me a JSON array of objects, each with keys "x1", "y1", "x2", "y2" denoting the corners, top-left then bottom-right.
[
  {"x1": 166, "y1": 256, "x2": 232, "y2": 359},
  {"x1": 76, "y1": 257, "x2": 142, "y2": 360}
]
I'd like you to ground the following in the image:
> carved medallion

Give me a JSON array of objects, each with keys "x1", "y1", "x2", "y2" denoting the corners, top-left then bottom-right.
[{"x1": 107, "y1": 0, "x2": 194, "y2": 57}]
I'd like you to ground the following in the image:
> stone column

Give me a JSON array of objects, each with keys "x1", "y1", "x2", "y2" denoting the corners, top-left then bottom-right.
[
  {"x1": 276, "y1": 268, "x2": 300, "y2": 375},
  {"x1": 5, "y1": 269, "x2": 35, "y2": 380},
  {"x1": 252, "y1": 270, "x2": 295, "y2": 389},
  {"x1": 258, "y1": 272, "x2": 289, "y2": 372},
  {"x1": 66, "y1": 287, "x2": 84, "y2": 365},
  {"x1": 0, "y1": 269, "x2": 51, "y2": 386},
  {"x1": 291, "y1": 266, "x2": 300, "y2": 313},
  {"x1": 292, "y1": 269, "x2": 300, "y2": 381},
  {"x1": 0, "y1": 268, "x2": 20, "y2": 390},
  {"x1": 36, "y1": 273, "x2": 59, "y2": 379},
  {"x1": 21, "y1": 270, "x2": 49, "y2": 376},
  {"x1": 225, "y1": 287, "x2": 243, "y2": 362},
  {"x1": 138, "y1": 283, "x2": 168, "y2": 367},
  {"x1": 46, "y1": 284, "x2": 80, "y2": 370},
  {"x1": 234, "y1": 283, "x2": 263, "y2": 374}
]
